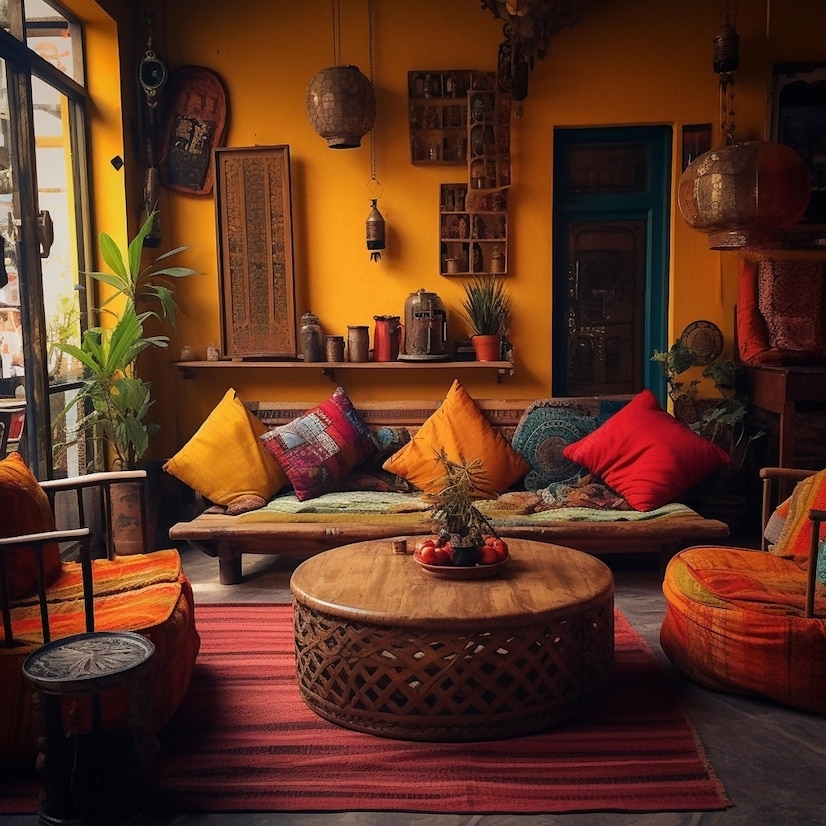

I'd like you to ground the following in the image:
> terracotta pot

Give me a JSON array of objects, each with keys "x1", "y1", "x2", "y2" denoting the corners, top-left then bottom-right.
[{"x1": 471, "y1": 334, "x2": 501, "y2": 362}]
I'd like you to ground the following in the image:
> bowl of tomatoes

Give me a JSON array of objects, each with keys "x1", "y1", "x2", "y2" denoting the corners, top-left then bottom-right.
[{"x1": 412, "y1": 535, "x2": 510, "y2": 579}]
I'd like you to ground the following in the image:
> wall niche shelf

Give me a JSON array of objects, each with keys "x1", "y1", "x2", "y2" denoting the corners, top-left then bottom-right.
[{"x1": 174, "y1": 359, "x2": 514, "y2": 383}]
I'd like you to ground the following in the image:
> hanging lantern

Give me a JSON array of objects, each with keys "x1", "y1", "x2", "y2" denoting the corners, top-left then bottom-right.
[
  {"x1": 366, "y1": 199, "x2": 385, "y2": 261},
  {"x1": 306, "y1": 65, "x2": 376, "y2": 149},
  {"x1": 678, "y1": 141, "x2": 811, "y2": 250}
]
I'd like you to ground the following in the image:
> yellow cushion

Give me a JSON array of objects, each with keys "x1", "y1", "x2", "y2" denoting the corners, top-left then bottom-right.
[
  {"x1": 382, "y1": 379, "x2": 529, "y2": 496},
  {"x1": 164, "y1": 389, "x2": 288, "y2": 511}
]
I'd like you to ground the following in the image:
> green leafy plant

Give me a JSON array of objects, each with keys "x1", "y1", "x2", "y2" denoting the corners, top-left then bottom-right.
[
  {"x1": 651, "y1": 339, "x2": 762, "y2": 473},
  {"x1": 425, "y1": 449, "x2": 497, "y2": 547},
  {"x1": 55, "y1": 211, "x2": 198, "y2": 470},
  {"x1": 460, "y1": 273, "x2": 512, "y2": 337}
]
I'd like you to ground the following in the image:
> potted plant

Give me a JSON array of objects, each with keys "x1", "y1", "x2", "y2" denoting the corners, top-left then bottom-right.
[
  {"x1": 652, "y1": 339, "x2": 764, "y2": 533},
  {"x1": 460, "y1": 273, "x2": 511, "y2": 362},
  {"x1": 56, "y1": 210, "x2": 197, "y2": 471},
  {"x1": 425, "y1": 449, "x2": 499, "y2": 566},
  {"x1": 54, "y1": 211, "x2": 198, "y2": 552}
]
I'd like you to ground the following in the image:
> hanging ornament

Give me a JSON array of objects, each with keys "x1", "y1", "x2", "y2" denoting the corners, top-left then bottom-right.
[
  {"x1": 366, "y1": 199, "x2": 385, "y2": 262},
  {"x1": 364, "y1": 0, "x2": 385, "y2": 262}
]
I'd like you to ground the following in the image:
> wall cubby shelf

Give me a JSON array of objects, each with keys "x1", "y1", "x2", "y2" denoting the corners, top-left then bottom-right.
[{"x1": 174, "y1": 359, "x2": 514, "y2": 383}]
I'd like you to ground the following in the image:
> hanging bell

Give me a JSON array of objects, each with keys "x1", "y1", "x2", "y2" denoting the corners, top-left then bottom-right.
[{"x1": 366, "y1": 199, "x2": 385, "y2": 262}]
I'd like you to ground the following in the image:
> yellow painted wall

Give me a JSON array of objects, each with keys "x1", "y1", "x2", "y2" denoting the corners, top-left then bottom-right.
[{"x1": 71, "y1": 0, "x2": 826, "y2": 460}]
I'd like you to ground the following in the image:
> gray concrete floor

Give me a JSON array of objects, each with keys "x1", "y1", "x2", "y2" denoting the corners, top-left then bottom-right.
[{"x1": 3, "y1": 546, "x2": 825, "y2": 825}]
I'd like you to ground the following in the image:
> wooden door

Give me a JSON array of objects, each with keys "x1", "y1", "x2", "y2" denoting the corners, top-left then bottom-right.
[{"x1": 562, "y1": 220, "x2": 646, "y2": 396}]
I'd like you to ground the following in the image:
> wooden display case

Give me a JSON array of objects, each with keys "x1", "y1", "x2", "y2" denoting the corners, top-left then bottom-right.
[
  {"x1": 408, "y1": 70, "x2": 493, "y2": 165},
  {"x1": 468, "y1": 84, "x2": 511, "y2": 191},
  {"x1": 439, "y1": 184, "x2": 508, "y2": 276}
]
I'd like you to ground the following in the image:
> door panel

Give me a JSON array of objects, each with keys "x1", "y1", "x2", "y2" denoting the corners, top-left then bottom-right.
[
  {"x1": 564, "y1": 220, "x2": 646, "y2": 395},
  {"x1": 552, "y1": 126, "x2": 671, "y2": 399}
]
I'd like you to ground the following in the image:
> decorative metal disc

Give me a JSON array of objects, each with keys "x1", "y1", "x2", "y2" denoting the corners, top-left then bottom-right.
[{"x1": 679, "y1": 320, "x2": 724, "y2": 365}]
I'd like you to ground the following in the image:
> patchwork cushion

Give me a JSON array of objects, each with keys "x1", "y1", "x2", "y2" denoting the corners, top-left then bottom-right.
[
  {"x1": 772, "y1": 468, "x2": 826, "y2": 563},
  {"x1": 0, "y1": 452, "x2": 61, "y2": 600},
  {"x1": 260, "y1": 387, "x2": 376, "y2": 501},
  {"x1": 562, "y1": 389, "x2": 729, "y2": 511},
  {"x1": 164, "y1": 388, "x2": 288, "y2": 513},
  {"x1": 382, "y1": 380, "x2": 529, "y2": 496}
]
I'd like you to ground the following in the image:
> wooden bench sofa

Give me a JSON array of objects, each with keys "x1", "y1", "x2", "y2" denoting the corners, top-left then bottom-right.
[{"x1": 168, "y1": 395, "x2": 730, "y2": 585}]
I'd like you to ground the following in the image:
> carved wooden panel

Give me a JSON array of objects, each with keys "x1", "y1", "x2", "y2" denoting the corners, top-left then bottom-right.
[{"x1": 214, "y1": 146, "x2": 297, "y2": 358}]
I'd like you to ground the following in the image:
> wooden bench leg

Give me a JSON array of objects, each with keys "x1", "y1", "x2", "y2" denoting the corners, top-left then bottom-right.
[{"x1": 218, "y1": 544, "x2": 242, "y2": 585}]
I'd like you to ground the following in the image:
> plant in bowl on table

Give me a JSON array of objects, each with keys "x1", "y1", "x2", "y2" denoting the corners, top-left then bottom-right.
[{"x1": 414, "y1": 449, "x2": 509, "y2": 567}]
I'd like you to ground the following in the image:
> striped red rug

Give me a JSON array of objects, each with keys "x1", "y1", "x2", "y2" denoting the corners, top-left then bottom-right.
[{"x1": 3, "y1": 603, "x2": 729, "y2": 815}]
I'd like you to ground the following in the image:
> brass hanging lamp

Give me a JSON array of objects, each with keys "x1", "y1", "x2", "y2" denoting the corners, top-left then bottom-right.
[
  {"x1": 306, "y1": 0, "x2": 376, "y2": 149},
  {"x1": 677, "y1": 0, "x2": 811, "y2": 249}
]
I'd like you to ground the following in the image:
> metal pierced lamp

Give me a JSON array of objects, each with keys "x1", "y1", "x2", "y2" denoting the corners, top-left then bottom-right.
[
  {"x1": 306, "y1": 65, "x2": 376, "y2": 149},
  {"x1": 677, "y1": 141, "x2": 811, "y2": 250}
]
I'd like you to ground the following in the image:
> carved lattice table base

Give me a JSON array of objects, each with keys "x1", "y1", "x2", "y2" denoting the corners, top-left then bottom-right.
[{"x1": 291, "y1": 539, "x2": 614, "y2": 741}]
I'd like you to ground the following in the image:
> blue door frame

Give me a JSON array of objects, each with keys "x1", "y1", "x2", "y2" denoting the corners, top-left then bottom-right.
[{"x1": 552, "y1": 126, "x2": 672, "y2": 404}]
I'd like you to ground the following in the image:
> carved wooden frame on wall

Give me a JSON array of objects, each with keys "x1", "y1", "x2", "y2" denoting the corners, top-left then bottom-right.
[{"x1": 214, "y1": 145, "x2": 298, "y2": 358}]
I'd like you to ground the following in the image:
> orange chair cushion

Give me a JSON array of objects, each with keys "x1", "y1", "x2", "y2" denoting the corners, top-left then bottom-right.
[
  {"x1": 0, "y1": 452, "x2": 61, "y2": 600},
  {"x1": 0, "y1": 549, "x2": 200, "y2": 767}
]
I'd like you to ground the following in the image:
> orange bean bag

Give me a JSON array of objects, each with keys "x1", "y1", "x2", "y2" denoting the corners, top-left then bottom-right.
[{"x1": 660, "y1": 469, "x2": 826, "y2": 714}]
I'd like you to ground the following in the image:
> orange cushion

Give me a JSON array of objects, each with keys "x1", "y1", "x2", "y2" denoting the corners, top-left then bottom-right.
[
  {"x1": 382, "y1": 380, "x2": 529, "y2": 496},
  {"x1": 562, "y1": 390, "x2": 729, "y2": 511},
  {"x1": 0, "y1": 453, "x2": 61, "y2": 600}
]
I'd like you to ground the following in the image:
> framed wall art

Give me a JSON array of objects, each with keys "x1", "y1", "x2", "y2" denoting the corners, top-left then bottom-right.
[
  {"x1": 770, "y1": 62, "x2": 826, "y2": 223},
  {"x1": 214, "y1": 145, "x2": 298, "y2": 358}
]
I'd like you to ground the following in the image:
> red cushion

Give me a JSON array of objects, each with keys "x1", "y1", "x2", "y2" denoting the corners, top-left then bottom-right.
[
  {"x1": 0, "y1": 453, "x2": 61, "y2": 600},
  {"x1": 562, "y1": 389, "x2": 729, "y2": 511},
  {"x1": 737, "y1": 258, "x2": 779, "y2": 366}
]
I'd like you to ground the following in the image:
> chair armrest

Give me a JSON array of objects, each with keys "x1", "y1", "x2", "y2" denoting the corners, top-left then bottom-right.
[
  {"x1": 0, "y1": 528, "x2": 89, "y2": 548},
  {"x1": 38, "y1": 470, "x2": 147, "y2": 492},
  {"x1": 758, "y1": 467, "x2": 816, "y2": 483}
]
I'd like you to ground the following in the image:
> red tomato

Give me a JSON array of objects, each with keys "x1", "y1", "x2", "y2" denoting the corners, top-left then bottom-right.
[
  {"x1": 418, "y1": 545, "x2": 437, "y2": 564},
  {"x1": 490, "y1": 538, "x2": 508, "y2": 559},
  {"x1": 414, "y1": 538, "x2": 437, "y2": 554},
  {"x1": 477, "y1": 544, "x2": 500, "y2": 565},
  {"x1": 432, "y1": 547, "x2": 452, "y2": 566}
]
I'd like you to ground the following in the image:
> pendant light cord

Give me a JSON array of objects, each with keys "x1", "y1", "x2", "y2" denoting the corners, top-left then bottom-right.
[
  {"x1": 332, "y1": 0, "x2": 341, "y2": 65},
  {"x1": 368, "y1": 0, "x2": 381, "y2": 193}
]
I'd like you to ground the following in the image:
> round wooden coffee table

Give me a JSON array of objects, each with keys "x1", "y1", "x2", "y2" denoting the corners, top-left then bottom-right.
[{"x1": 290, "y1": 538, "x2": 614, "y2": 741}]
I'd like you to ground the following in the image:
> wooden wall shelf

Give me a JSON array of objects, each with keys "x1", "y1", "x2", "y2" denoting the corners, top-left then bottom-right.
[{"x1": 174, "y1": 359, "x2": 514, "y2": 383}]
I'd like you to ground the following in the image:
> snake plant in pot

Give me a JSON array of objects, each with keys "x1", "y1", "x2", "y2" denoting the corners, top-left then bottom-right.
[
  {"x1": 54, "y1": 211, "x2": 198, "y2": 552},
  {"x1": 460, "y1": 273, "x2": 512, "y2": 362}
]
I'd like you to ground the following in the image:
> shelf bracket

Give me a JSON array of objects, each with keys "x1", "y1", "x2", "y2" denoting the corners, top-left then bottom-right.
[{"x1": 322, "y1": 367, "x2": 337, "y2": 382}]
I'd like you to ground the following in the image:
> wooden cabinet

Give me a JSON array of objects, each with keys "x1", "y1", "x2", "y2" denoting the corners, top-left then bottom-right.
[{"x1": 439, "y1": 184, "x2": 508, "y2": 276}]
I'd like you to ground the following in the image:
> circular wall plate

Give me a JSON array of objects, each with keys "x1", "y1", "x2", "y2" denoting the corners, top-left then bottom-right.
[{"x1": 679, "y1": 320, "x2": 724, "y2": 365}]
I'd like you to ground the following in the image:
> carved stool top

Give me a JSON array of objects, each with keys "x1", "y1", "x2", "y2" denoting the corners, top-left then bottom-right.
[{"x1": 22, "y1": 631, "x2": 155, "y2": 695}]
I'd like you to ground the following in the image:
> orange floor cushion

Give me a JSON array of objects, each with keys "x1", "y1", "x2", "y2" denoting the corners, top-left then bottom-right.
[
  {"x1": 0, "y1": 549, "x2": 200, "y2": 767},
  {"x1": 661, "y1": 546, "x2": 826, "y2": 714}
]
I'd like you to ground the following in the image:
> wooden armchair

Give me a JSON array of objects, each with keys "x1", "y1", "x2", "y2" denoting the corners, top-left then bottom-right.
[{"x1": 0, "y1": 452, "x2": 199, "y2": 816}]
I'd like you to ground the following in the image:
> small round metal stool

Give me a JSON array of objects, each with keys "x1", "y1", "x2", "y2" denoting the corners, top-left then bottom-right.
[{"x1": 22, "y1": 631, "x2": 156, "y2": 825}]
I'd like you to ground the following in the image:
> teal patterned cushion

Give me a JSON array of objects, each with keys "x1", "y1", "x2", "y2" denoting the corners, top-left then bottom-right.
[
  {"x1": 512, "y1": 402, "x2": 598, "y2": 491},
  {"x1": 512, "y1": 397, "x2": 631, "y2": 492}
]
